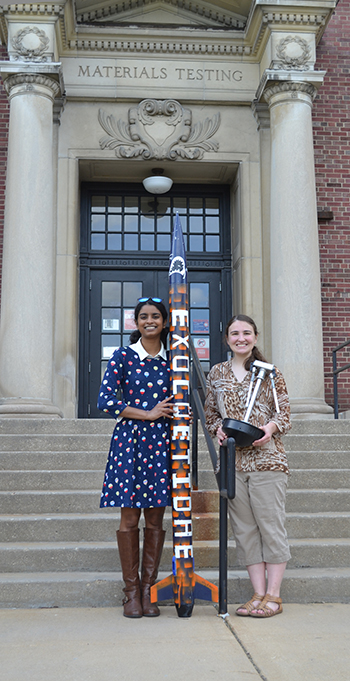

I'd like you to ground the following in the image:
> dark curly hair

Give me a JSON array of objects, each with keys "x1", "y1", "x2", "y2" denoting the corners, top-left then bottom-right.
[
  {"x1": 129, "y1": 298, "x2": 169, "y2": 346},
  {"x1": 225, "y1": 314, "x2": 267, "y2": 371}
]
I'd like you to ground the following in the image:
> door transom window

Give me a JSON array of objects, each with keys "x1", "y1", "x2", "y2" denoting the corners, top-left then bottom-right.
[{"x1": 89, "y1": 194, "x2": 220, "y2": 253}]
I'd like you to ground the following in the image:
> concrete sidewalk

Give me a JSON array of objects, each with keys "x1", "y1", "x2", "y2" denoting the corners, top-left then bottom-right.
[{"x1": 0, "y1": 604, "x2": 349, "y2": 681}]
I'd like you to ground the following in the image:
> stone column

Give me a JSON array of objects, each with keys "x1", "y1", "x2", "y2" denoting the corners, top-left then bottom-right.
[
  {"x1": 264, "y1": 81, "x2": 332, "y2": 417},
  {"x1": 0, "y1": 73, "x2": 62, "y2": 417}
]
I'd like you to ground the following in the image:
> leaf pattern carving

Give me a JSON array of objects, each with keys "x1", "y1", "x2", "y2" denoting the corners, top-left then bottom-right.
[{"x1": 98, "y1": 100, "x2": 220, "y2": 160}]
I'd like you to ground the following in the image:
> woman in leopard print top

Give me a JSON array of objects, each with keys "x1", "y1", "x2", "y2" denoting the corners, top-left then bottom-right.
[{"x1": 205, "y1": 314, "x2": 291, "y2": 618}]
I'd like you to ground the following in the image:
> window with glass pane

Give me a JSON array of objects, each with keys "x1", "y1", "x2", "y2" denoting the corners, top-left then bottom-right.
[
  {"x1": 100, "y1": 281, "x2": 142, "y2": 379},
  {"x1": 123, "y1": 282, "x2": 142, "y2": 306},
  {"x1": 190, "y1": 283, "x2": 209, "y2": 308},
  {"x1": 91, "y1": 196, "x2": 105, "y2": 212},
  {"x1": 190, "y1": 283, "x2": 211, "y2": 371},
  {"x1": 108, "y1": 196, "x2": 122, "y2": 211},
  {"x1": 90, "y1": 193, "x2": 221, "y2": 254}
]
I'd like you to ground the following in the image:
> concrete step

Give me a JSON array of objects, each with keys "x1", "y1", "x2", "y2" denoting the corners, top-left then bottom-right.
[
  {"x1": 1, "y1": 537, "x2": 349, "y2": 573},
  {"x1": 287, "y1": 538, "x2": 350, "y2": 569},
  {"x1": 2, "y1": 466, "x2": 350, "y2": 492},
  {"x1": 0, "y1": 512, "x2": 222, "y2": 543},
  {"x1": 1, "y1": 417, "x2": 350, "y2": 436},
  {"x1": 1, "y1": 417, "x2": 350, "y2": 608},
  {"x1": 0, "y1": 489, "x2": 221, "y2": 514},
  {"x1": 199, "y1": 445, "x2": 350, "y2": 471},
  {"x1": 0, "y1": 567, "x2": 349, "y2": 608},
  {"x1": 286, "y1": 512, "x2": 350, "y2": 539},
  {"x1": 0, "y1": 434, "x2": 112, "y2": 452},
  {"x1": 289, "y1": 469, "x2": 350, "y2": 488},
  {"x1": 2, "y1": 486, "x2": 349, "y2": 515},
  {"x1": 2, "y1": 431, "x2": 350, "y2": 454},
  {"x1": 198, "y1": 468, "x2": 350, "y2": 491},
  {"x1": 2, "y1": 448, "x2": 349, "y2": 472},
  {"x1": 287, "y1": 451, "x2": 350, "y2": 469},
  {"x1": 285, "y1": 434, "x2": 350, "y2": 451},
  {"x1": 288, "y1": 420, "x2": 350, "y2": 434},
  {"x1": 1, "y1": 510, "x2": 348, "y2": 543},
  {"x1": 286, "y1": 489, "x2": 350, "y2": 512},
  {"x1": 0, "y1": 470, "x2": 103, "y2": 491},
  {"x1": 1, "y1": 417, "x2": 350, "y2": 435},
  {"x1": 0, "y1": 490, "x2": 103, "y2": 514},
  {"x1": 0, "y1": 540, "x2": 226, "y2": 572},
  {"x1": 0, "y1": 452, "x2": 108, "y2": 471},
  {"x1": 0, "y1": 419, "x2": 114, "y2": 435}
]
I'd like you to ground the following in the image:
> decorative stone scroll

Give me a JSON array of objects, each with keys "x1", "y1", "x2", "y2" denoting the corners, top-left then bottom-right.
[
  {"x1": 98, "y1": 99, "x2": 220, "y2": 160},
  {"x1": 274, "y1": 36, "x2": 312, "y2": 70},
  {"x1": 11, "y1": 26, "x2": 50, "y2": 62}
]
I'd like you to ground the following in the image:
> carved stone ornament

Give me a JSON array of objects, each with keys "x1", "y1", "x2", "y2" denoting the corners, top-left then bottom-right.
[
  {"x1": 98, "y1": 99, "x2": 220, "y2": 160},
  {"x1": 11, "y1": 26, "x2": 50, "y2": 62},
  {"x1": 275, "y1": 36, "x2": 311, "y2": 70},
  {"x1": 263, "y1": 81, "x2": 318, "y2": 106},
  {"x1": 4, "y1": 73, "x2": 61, "y2": 100}
]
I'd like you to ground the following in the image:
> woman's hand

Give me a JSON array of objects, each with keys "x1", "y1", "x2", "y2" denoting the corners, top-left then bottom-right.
[
  {"x1": 147, "y1": 396, "x2": 174, "y2": 421},
  {"x1": 252, "y1": 421, "x2": 278, "y2": 446},
  {"x1": 216, "y1": 425, "x2": 227, "y2": 446}
]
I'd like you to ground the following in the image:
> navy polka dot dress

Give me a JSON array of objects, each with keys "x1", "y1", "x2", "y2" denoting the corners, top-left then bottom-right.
[{"x1": 98, "y1": 346, "x2": 172, "y2": 508}]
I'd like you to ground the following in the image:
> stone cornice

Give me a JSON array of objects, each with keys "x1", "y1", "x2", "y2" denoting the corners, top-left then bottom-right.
[
  {"x1": 0, "y1": 2, "x2": 66, "y2": 17},
  {"x1": 0, "y1": 1, "x2": 337, "y2": 60},
  {"x1": 66, "y1": 3, "x2": 335, "y2": 58},
  {"x1": 246, "y1": 5, "x2": 335, "y2": 58},
  {"x1": 75, "y1": 0, "x2": 247, "y2": 29},
  {"x1": 4, "y1": 72, "x2": 62, "y2": 98},
  {"x1": 69, "y1": 34, "x2": 253, "y2": 56},
  {"x1": 0, "y1": 2, "x2": 67, "y2": 49},
  {"x1": 255, "y1": 67, "x2": 326, "y2": 100}
]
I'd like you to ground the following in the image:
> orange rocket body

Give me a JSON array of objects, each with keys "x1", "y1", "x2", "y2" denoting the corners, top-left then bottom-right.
[{"x1": 150, "y1": 214, "x2": 218, "y2": 617}]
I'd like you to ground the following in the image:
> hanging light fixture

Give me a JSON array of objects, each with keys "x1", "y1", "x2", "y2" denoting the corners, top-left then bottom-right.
[{"x1": 143, "y1": 168, "x2": 173, "y2": 195}]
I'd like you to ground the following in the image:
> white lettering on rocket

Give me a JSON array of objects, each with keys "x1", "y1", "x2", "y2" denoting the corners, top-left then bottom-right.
[
  {"x1": 174, "y1": 544, "x2": 193, "y2": 559},
  {"x1": 171, "y1": 310, "x2": 188, "y2": 327},
  {"x1": 174, "y1": 519, "x2": 192, "y2": 537}
]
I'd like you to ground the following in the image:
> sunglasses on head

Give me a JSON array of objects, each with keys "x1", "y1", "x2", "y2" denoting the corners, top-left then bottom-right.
[{"x1": 138, "y1": 297, "x2": 163, "y2": 303}]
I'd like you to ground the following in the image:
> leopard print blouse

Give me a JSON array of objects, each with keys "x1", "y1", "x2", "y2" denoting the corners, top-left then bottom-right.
[{"x1": 204, "y1": 360, "x2": 291, "y2": 474}]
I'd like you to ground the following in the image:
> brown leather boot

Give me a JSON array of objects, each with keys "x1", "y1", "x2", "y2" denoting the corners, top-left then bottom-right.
[
  {"x1": 141, "y1": 527, "x2": 166, "y2": 617},
  {"x1": 116, "y1": 529, "x2": 143, "y2": 618}
]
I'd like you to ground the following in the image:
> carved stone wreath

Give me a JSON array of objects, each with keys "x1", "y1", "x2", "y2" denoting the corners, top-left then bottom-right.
[
  {"x1": 98, "y1": 99, "x2": 220, "y2": 160},
  {"x1": 11, "y1": 26, "x2": 50, "y2": 62},
  {"x1": 275, "y1": 36, "x2": 311, "y2": 70}
]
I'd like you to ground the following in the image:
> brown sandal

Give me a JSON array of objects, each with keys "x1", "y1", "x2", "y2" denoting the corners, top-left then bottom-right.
[
  {"x1": 235, "y1": 592, "x2": 264, "y2": 617},
  {"x1": 250, "y1": 593, "x2": 283, "y2": 618}
]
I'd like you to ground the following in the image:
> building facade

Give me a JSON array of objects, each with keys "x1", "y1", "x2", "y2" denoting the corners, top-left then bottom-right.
[{"x1": 0, "y1": 0, "x2": 346, "y2": 419}]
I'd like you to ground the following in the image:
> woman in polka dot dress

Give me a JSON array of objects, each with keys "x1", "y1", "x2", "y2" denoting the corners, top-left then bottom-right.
[{"x1": 98, "y1": 298, "x2": 173, "y2": 619}]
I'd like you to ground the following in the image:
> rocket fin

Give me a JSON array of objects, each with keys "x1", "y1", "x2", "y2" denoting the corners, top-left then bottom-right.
[
  {"x1": 193, "y1": 573, "x2": 219, "y2": 603},
  {"x1": 151, "y1": 573, "x2": 218, "y2": 607},
  {"x1": 150, "y1": 575, "x2": 174, "y2": 603}
]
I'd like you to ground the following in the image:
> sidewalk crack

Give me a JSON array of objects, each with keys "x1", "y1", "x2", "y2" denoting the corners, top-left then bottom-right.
[{"x1": 223, "y1": 617, "x2": 269, "y2": 681}]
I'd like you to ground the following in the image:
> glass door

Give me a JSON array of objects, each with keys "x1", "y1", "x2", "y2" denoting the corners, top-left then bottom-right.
[
  {"x1": 156, "y1": 270, "x2": 223, "y2": 372},
  {"x1": 80, "y1": 269, "x2": 224, "y2": 417},
  {"x1": 79, "y1": 183, "x2": 232, "y2": 418},
  {"x1": 80, "y1": 271, "x2": 154, "y2": 418}
]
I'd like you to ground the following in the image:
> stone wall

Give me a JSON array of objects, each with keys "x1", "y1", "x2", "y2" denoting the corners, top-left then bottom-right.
[
  {"x1": 314, "y1": 0, "x2": 350, "y2": 412},
  {"x1": 0, "y1": 4, "x2": 349, "y2": 412},
  {"x1": 0, "y1": 45, "x2": 9, "y2": 308}
]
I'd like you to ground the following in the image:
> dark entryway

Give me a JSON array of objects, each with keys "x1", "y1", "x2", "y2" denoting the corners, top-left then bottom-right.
[{"x1": 79, "y1": 183, "x2": 232, "y2": 417}]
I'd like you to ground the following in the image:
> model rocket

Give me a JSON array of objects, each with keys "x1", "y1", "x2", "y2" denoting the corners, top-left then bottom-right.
[{"x1": 150, "y1": 214, "x2": 218, "y2": 617}]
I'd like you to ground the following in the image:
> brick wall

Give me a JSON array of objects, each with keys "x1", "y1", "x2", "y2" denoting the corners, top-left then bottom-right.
[
  {"x1": 314, "y1": 0, "x2": 350, "y2": 413},
  {"x1": 0, "y1": 45, "x2": 9, "y2": 308}
]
